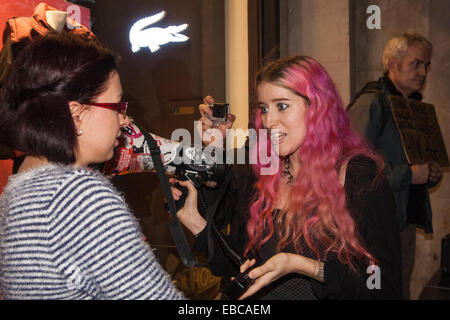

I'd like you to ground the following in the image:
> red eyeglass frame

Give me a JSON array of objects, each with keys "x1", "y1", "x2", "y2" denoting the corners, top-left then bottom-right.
[{"x1": 86, "y1": 102, "x2": 128, "y2": 116}]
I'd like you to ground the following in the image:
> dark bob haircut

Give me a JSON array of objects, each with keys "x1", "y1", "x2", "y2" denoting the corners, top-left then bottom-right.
[{"x1": 0, "y1": 32, "x2": 118, "y2": 165}]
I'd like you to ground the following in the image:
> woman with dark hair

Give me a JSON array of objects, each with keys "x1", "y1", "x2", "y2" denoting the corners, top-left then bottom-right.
[
  {"x1": 174, "y1": 55, "x2": 401, "y2": 299},
  {"x1": 0, "y1": 32, "x2": 183, "y2": 300}
]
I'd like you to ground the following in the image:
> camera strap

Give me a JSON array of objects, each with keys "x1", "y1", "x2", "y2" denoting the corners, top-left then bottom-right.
[
  {"x1": 198, "y1": 178, "x2": 246, "y2": 267},
  {"x1": 140, "y1": 128, "x2": 199, "y2": 268}
]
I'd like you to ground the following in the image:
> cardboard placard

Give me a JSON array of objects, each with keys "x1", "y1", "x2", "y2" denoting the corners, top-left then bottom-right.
[{"x1": 389, "y1": 95, "x2": 449, "y2": 167}]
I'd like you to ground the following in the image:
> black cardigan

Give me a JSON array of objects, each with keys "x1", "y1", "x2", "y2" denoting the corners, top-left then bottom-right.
[{"x1": 195, "y1": 155, "x2": 402, "y2": 299}]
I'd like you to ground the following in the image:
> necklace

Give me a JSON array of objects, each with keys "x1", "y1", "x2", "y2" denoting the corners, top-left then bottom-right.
[{"x1": 282, "y1": 157, "x2": 294, "y2": 184}]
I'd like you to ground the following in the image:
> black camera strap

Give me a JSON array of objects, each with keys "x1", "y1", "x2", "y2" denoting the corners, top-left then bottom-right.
[
  {"x1": 197, "y1": 178, "x2": 246, "y2": 267},
  {"x1": 140, "y1": 128, "x2": 199, "y2": 268}
]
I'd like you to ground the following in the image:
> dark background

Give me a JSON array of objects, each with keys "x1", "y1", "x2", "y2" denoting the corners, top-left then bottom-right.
[{"x1": 90, "y1": 0, "x2": 226, "y2": 139}]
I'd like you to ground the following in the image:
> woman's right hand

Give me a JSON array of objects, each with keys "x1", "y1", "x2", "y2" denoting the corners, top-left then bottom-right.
[
  {"x1": 169, "y1": 178, "x2": 207, "y2": 236},
  {"x1": 198, "y1": 96, "x2": 235, "y2": 146}
]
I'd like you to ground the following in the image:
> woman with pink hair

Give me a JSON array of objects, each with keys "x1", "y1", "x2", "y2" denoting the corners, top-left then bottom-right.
[{"x1": 174, "y1": 55, "x2": 401, "y2": 299}]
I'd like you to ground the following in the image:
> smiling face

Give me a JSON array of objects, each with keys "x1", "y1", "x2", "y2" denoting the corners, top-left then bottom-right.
[
  {"x1": 257, "y1": 81, "x2": 309, "y2": 161},
  {"x1": 74, "y1": 71, "x2": 130, "y2": 166},
  {"x1": 388, "y1": 42, "x2": 431, "y2": 97}
]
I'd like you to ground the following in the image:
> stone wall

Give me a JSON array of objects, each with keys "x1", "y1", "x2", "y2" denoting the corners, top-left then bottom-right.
[{"x1": 280, "y1": 0, "x2": 351, "y2": 106}]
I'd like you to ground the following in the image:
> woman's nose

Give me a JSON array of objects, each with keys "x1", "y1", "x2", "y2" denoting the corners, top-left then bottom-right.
[{"x1": 263, "y1": 108, "x2": 279, "y2": 128}]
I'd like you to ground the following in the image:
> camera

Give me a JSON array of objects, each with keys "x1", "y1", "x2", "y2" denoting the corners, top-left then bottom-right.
[
  {"x1": 173, "y1": 144, "x2": 228, "y2": 189},
  {"x1": 223, "y1": 266, "x2": 256, "y2": 300},
  {"x1": 209, "y1": 103, "x2": 229, "y2": 123},
  {"x1": 104, "y1": 122, "x2": 228, "y2": 189}
]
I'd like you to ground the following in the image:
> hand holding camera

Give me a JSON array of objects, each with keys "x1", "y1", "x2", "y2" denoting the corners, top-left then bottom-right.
[
  {"x1": 199, "y1": 96, "x2": 236, "y2": 146},
  {"x1": 224, "y1": 258, "x2": 257, "y2": 300},
  {"x1": 169, "y1": 178, "x2": 207, "y2": 237}
]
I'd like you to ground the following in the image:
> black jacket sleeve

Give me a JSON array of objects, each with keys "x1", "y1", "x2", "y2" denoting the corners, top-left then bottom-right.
[
  {"x1": 193, "y1": 162, "x2": 254, "y2": 280},
  {"x1": 347, "y1": 92, "x2": 413, "y2": 193}
]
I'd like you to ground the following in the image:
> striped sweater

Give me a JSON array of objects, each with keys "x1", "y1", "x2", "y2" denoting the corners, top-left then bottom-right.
[{"x1": 0, "y1": 164, "x2": 183, "y2": 300}]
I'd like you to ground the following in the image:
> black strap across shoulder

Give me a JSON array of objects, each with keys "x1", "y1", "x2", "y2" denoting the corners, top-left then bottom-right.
[
  {"x1": 347, "y1": 77, "x2": 391, "y2": 134},
  {"x1": 140, "y1": 126, "x2": 199, "y2": 267},
  {"x1": 197, "y1": 174, "x2": 245, "y2": 267}
]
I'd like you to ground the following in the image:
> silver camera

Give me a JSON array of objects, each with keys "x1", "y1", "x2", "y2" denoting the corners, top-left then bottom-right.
[{"x1": 209, "y1": 103, "x2": 229, "y2": 123}]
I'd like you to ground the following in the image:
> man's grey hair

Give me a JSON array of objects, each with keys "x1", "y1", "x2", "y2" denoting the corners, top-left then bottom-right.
[{"x1": 382, "y1": 33, "x2": 433, "y2": 73}]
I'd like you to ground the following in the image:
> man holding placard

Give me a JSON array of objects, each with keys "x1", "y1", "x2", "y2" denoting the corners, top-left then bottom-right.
[{"x1": 347, "y1": 33, "x2": 445, "y2": 300}]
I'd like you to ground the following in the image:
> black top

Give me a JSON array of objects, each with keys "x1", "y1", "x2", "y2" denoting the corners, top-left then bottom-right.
[{"x1": 195, "y1": 155, "x2": 402, "y2": 299}]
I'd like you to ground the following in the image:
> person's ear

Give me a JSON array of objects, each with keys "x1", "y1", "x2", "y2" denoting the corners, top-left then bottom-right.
[
  {"x1": 387, "y1": 57, "x2": 396, "y2": 72},
  {"x1": 388, "y1": 56, "x2": 402, "y2": 74},
  {"x1": 69, "y1": 101, "x2": 87, "y2": 134}
]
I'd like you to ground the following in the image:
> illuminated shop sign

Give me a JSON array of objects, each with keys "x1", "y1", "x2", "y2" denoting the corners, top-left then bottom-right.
[{"x1": 129, "y1": 10, "x2": 189, "y2": 53}]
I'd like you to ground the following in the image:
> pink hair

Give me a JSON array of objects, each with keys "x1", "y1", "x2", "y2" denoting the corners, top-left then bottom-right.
[{"x1": 246, "y1": 56, "x2": 382, "y2": 271}]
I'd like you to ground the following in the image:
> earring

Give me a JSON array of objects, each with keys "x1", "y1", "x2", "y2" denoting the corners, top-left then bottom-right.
[{"x1": 77, "y1": 129, "x2": 83, "y2": 136}]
